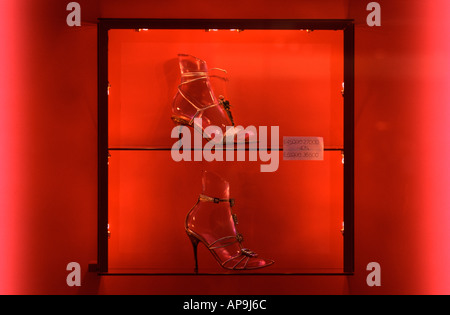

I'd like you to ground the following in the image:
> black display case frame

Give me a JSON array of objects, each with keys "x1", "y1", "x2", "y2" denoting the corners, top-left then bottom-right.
[{"x1": 95, "y1": 19, "x2": 354, "y2": 275}]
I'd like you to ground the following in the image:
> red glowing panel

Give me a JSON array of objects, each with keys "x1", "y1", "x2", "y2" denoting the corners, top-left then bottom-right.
[{"x1": 107, "y1": 28, "x2": 344, "y2": 273}]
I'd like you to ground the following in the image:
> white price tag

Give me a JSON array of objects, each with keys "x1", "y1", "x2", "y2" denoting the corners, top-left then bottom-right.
[{"x1": 283, "y1": 136, "x2": 324, "y2": 161}]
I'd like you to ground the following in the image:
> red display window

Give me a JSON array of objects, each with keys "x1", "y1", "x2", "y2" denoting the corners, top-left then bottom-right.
[{"x1": 96, "y1": 19, "x2": 354, "y2": 275}]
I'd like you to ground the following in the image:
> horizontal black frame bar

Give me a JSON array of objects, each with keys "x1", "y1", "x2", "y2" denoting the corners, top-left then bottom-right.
[
  {"x1": 108, "y1": 148, "x2": 344, "y2": 152},
  {"x1": 98, "y1": 18, "x2": 354, "y2": 31},
  {"x1": 100, "y1": 272, "x2": 354, "y2": 276}
]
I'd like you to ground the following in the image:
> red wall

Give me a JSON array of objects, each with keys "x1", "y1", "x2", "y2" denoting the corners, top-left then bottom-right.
[{"x1": 0, "y1": 0, "x2": 449, "y2": 294}]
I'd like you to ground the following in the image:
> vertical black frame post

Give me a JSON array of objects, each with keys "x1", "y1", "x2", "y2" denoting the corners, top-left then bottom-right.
[
  {"x1": 97, "y1": 22, "x2": 109, "y2": 273},
  {"x1": 343, "y1": 23, "x2": 355, "y2": 273},
  {"x1": 97, "y1": 19, "x2": 354, "y2": 274}
]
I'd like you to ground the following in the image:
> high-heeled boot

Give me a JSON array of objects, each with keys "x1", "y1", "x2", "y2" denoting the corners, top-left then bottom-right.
[
  {"x1": 185, "y1": 170, "x2": 274, "y2": 273},
  {"x1": 171, "y1": 54, "x2": 252, "y2": 142}
]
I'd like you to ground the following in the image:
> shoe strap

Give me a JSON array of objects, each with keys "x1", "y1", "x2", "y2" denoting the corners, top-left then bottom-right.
[
  {"x1": 198, "y1": 194, "x2": 235, "y2": 207},
  {"x1": 208, "y1": 235, "x2": 238, "y2": 250},
  {"x1": 181, "y1": 71, "x2": 208, "y2": 78},
  {"x1": 221, "y1": 248, "x2": 259, "y2": 270},
  {"x1": 198, "y1": 194, "x2": 244, "y2": 255},
  {"x1": 178, "y1": 70, "x2": 233, "y2": 126}
]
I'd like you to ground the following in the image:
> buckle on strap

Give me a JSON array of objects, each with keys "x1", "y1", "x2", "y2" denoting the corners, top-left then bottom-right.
[{"x1": 199, "y1": 194, "x2": 235, "y2": 207}]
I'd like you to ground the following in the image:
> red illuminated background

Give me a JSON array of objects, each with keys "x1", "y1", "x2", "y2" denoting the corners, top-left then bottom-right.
[
  {"x1": 107, "y1": 28, "x2": 344, "y2": 274},
  {"x1": 0, "y1": 0, "x2": 449, "y2": 294}
]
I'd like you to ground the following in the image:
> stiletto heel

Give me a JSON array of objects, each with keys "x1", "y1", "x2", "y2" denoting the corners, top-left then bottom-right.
[
  {"x1": 187, "y1": 232, "x2": 200, "y2": 274},
  {"x1": 185, "y1": 171, "x2": 274, "y2": 272}
]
